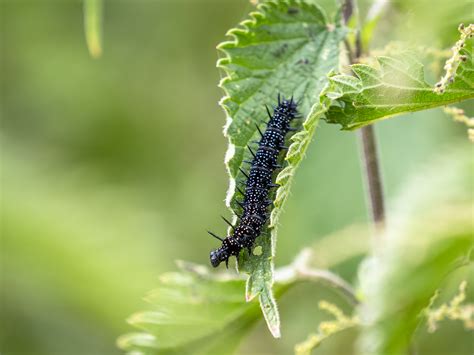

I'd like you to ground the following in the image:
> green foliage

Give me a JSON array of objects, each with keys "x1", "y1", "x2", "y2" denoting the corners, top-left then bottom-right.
[
  {"x1": 324, "y1": 46, "x2": 474, "y2": 130},
  {"x1": 119, "y1": 148, "x2": 473, "y2": 355},
  {"x1": 356, "y1": 149, "x2": 473, "y2": 355},
  {"x1": 117, "y1": 4, "x2": 474, "y2": 355},
  {"x1": 11, "y1": 0, "x2": 474, "y2": 353},
  {"x1": 117, "y1": 261, "x2": 260, "y2": 355},
  {"x1": 217, "y1": 0, "x2": 346, "y2": 336}
]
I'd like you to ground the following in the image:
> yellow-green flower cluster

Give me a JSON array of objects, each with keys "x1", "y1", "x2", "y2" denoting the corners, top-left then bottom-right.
[
  {"x1": 435, "y1": 23, "x2": 473, "y2": 94},
  {"x1": 425, "y1": 281, "x2": 474, "y2": 333},
  {"x1": 443, "y1": 106, "x2": 474, "y2": 142},
  {"x1": 295, "y1": 301, "x2": 359, "y2": 355}
]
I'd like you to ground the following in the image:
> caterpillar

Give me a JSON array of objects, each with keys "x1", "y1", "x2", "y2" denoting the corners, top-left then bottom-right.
[{"x1": 209, "y1": 94, "x2": 300, "y2": 268}]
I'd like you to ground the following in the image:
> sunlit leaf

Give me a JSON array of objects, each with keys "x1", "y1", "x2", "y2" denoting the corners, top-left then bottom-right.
[
  {"x1": 325, "y1": 45, "x2": 474, "y2": 130},
  {"x1": 217, "y1": 0, "x2": 346, "y2": 336},
  {"x1": 117, "y1": 261, "x2": 260, "y2": 355}
]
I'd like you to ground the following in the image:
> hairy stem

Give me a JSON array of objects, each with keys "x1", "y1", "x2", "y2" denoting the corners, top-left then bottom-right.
[
  {"x1": 296, "y1": 267, "x2": 359, "y2": 307},
  {"x1": 275, "y1": 249, "x2": 359, "y2": 306},
  {"x1": 359, "y1": 125, "x2": 385, "y2": 228},
  {"x1": 342, "y1": 0, "x2": 386, "y2": 230}
]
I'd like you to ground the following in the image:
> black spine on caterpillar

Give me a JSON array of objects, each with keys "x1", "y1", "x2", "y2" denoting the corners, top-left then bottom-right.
[{"x1": 209, "y1": 95, "x2": 300, "y2": 268}]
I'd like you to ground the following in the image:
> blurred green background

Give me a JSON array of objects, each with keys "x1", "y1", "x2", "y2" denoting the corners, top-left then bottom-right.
[{"x1": 1, "y1": 0, "x2": 471, "y2": 354}]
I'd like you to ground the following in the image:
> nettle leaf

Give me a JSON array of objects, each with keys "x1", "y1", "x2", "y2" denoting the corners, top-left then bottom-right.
[
  {"x1": 356, "y1": 149, "x2": 474, "y2": 355},
  {"x1": 117, "y1": 261, "x2": 260, "y2": 355},
  {"x1": 217, "y1": 0, "x2": 346, "y2": 337},
  {"x1": 325, "y1": 46, "x2": 474, "y2": 130}
]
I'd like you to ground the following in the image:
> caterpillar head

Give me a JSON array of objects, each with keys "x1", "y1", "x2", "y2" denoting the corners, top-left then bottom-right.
[{"x1": 210, "y1": 247, "x2": 229, "y2": 268}]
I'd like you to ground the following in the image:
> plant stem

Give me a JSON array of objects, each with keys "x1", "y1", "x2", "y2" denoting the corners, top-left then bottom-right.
[
  {"x1": 359, "y1": 125, "x2": 385, "y2": 228},
  {"x1": 297, "y1": 267, "x2": 359, "y2": 307},
  {"x1": 342, "y1": 0, "x2": 386, "y2": 230},
  {"x1": 275, "y1": 249, "x2": 359, "y2": 307}
]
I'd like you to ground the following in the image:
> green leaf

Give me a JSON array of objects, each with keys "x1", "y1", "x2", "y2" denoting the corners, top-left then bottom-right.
[
  {"x1": 217, "y1": 0, "x2": 346, "y2": 337},
  {"x1": 117, "y1": 261, "x2": 261, "y2": 355},
  {"x1": 83, "y1": 0, "x2": 103, "y2": 58},
  {"x1": 356, "y1": 148, "x2": 474, "y2": 355},
  {"x1": 325, "y1": 47, "x2": 474, "y2": 130}
]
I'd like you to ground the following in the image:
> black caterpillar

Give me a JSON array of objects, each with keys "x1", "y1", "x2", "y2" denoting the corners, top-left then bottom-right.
[{"x1": 209, "y1": 95, "x2": 300, "y2": 268}]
